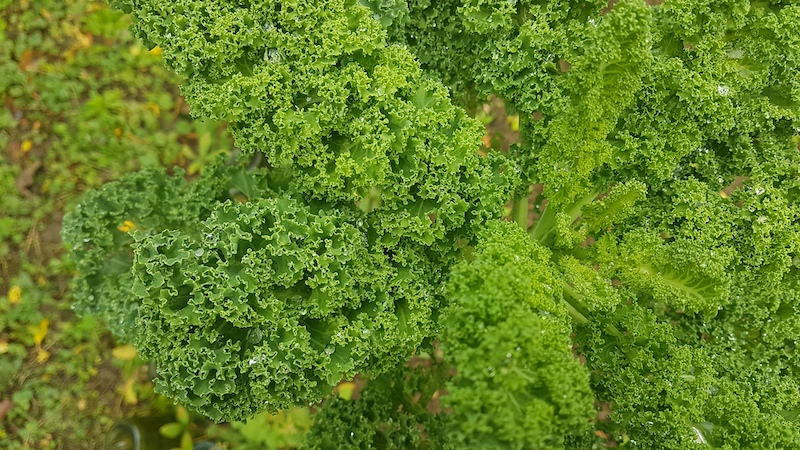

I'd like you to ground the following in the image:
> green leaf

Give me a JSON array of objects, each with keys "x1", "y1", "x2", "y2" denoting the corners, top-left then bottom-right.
[
  {"x1": 180, "y1": 431, "x2": 193, "y2": 450},
  {"x1": 159, "y1": 422, "x2": 184, "y2": 439},
  {"x1": 175, "y1": 405, "x2": 190, "y2": 426}
]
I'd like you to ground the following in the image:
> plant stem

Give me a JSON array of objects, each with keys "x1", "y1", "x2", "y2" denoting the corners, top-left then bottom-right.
[
  {"x1": 562, "y1": 284, "x2": 623, "y2": 337},
  {"x1": 512, "y1": 191, "x2": 529, "y2": 230}
]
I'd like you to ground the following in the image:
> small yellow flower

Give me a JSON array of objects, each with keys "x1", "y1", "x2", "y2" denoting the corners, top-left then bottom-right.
[
  {"x1": 21, "y1": 140, "x2": 33, "y2": 152},
  {"x1": 118, "y1": 220, "x2": 137, "y2": 233},
  {"x1": 8, "y1": 285, "x2": 21, "y2": 305},
  {"x1": 36, "y1": 349, "x2": 51, "y2": 363}
]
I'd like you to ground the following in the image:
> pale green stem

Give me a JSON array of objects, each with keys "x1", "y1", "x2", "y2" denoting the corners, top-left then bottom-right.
[{"x1": 512, "y1": 191, "x2": 529, "y2": 230}]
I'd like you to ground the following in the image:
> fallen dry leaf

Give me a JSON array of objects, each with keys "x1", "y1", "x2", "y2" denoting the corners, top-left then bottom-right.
[
  {"x1": 112, "y1": 344, "x2": 138, "y2": 361},
  {"x1": 15, "y1": 160, "x2": 42, "y2": 198},
  {"x1": 6, "y1": 140, "x2": 22, "y2": 162},
  {"x1": 18, "y1": 49, "x2": 37, "y2": 71},
  {"x1": 118, "y1": 378, "x2": 138, "y2": 405},
  {"x1": 0, "y1": 399, "x2": 13, "y2": 420},
  {"x1": 336, "y1": 381, "x2": 356, "y2": 400},
  {"x1": 31, "y1": 319, "x2": 49, "y2": 346}
]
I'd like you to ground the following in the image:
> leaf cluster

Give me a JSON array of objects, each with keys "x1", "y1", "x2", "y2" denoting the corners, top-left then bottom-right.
[{"x1": 64, "y1": 0, "x2": 513, "y2": 423}]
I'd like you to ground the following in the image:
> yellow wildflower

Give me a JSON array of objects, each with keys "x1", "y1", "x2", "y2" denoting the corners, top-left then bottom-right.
[
  {"x1": 118, "y1": 220, "x2": 137, "y2": 232},
  {"x1": 8, "y1": 285, "x2": 21, "y2": 305}
]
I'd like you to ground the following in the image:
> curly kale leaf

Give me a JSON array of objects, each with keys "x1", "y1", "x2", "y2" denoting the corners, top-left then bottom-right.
[
  {"x1": 576, "y1": 299, "x2": 800, "y2": 449},
  {"x1": 131, "y1": 197, "x2": 444, "y2": 421},
  {"x1": 61, "y1": 164, "x2": 249, "y2": 341},
  {"x1": 386, "y1": 0, "x2": 799, "y2": 206},
  {"x1": 385, "y1": 0, "x2": 653, "y2": 205},
  {"x1": 441, "y1": 221, "x2": 594, "y2": 449},
  {"x1": 110, "y1": 0, "x2": 515, "y2": 252},
  {"x1": 304, "y1": 362, "x2": 449, "y2": 450},
  {"x1": 600, "y1": 1, "x2": 800, "y2": 191},
  {"x1": 574, "y1": 171, "x2": 800, "y2": 447}
]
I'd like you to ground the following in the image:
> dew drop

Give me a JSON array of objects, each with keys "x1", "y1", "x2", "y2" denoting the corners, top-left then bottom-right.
[
  {"x1": 248, "y1": 354, "x2": 267, "y2": 365},
  {"x1": 265, "y1": 49, "x2": 281, "y2": 63},
  {"x1": 247, "y1": 328, "x2": 264, "y2": 344},
  {"x1": 691, "y1": 426, "x2": 708, "y2": 444}
]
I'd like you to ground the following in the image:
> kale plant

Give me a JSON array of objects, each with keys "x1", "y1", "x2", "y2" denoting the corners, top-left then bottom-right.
[{"x1": 63, "y1": 0, "x2": 800, "y2": 448}]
